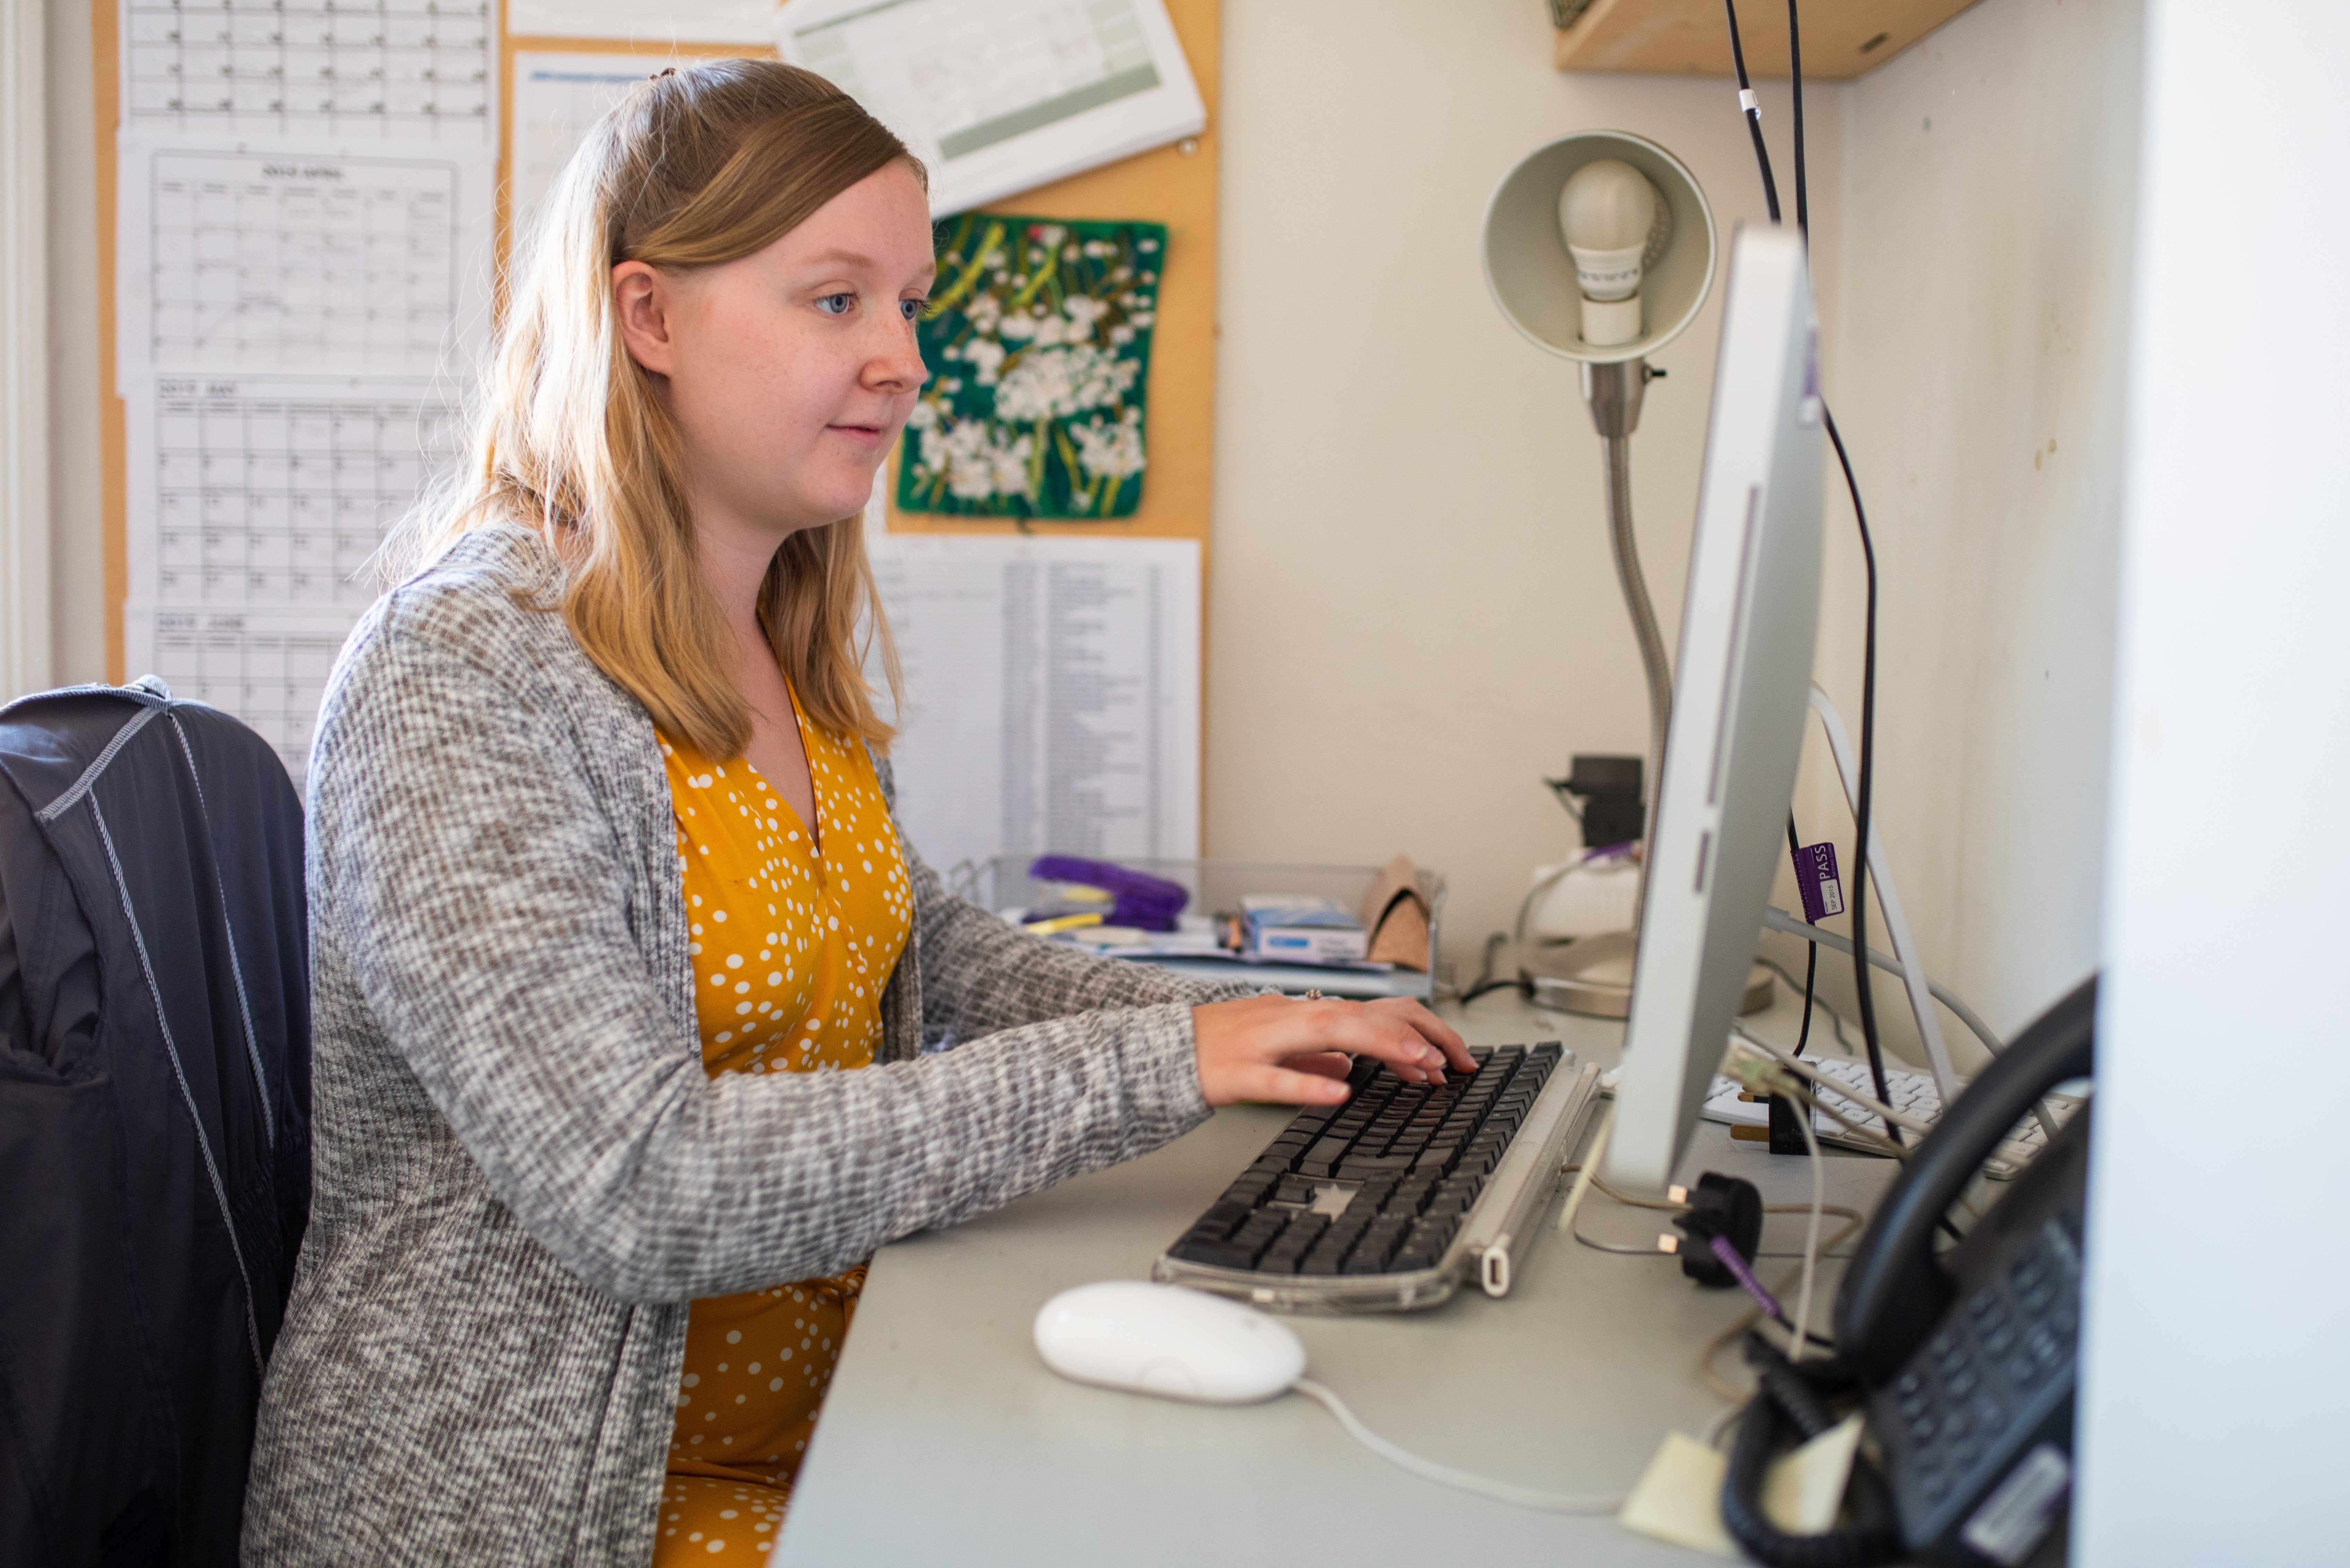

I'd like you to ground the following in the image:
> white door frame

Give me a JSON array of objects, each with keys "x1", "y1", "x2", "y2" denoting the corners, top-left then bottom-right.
[{"x1": 1, "y1": 0, "x2": 51, "y2": 701}]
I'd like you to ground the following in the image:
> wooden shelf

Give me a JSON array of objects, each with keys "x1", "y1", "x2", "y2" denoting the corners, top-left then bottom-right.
[{"x1": 1553, "y1": 0, "x2": 1987, "y2": 80}]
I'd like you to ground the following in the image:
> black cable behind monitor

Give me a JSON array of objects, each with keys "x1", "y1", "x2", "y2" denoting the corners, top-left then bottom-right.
[
  {"x1": 1783, "y1": 818, "x2": 1818, "y2": 1056},
  {"x1": 1722, "y1": 1, "x2": 1782, "y2": 223},
  {"x1": 1789, "y1": 0, "x2": 1809, "y2": 237},
  {"x1": 1823, "y1": 407, "x2": 1895, "y2": 1139},
  {"x1": 1722, "y1": 0, "x2": 1899, "y2": 1136}
]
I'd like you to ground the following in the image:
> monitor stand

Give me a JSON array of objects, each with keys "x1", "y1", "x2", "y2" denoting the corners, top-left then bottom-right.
[{"x1": 1519, "y1": 930, "x2": 1774, "y2": 1019}]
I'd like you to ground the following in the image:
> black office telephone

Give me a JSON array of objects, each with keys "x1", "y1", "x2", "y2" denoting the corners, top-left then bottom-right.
[{"x1": 1720, "y1": 976, "x2": 2096, "y2": 1568}]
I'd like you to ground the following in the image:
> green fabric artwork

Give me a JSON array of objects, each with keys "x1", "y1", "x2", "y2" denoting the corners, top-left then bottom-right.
[{"x1": 898, "y1": 213, "x2": 1163, "y2": 520}]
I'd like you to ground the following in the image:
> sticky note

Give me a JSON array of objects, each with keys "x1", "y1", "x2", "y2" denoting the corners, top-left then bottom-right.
[{"x1": 1618, "y1": 1414, "x2": 1865, "y2": 1557}]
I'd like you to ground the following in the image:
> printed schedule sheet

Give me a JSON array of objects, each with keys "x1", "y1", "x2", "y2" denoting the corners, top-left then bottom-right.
[{"x1": 113, "y1": 0, "x2": 499, "y2": 788}]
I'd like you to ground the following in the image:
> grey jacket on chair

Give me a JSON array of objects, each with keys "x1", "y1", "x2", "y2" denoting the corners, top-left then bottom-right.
[{"x1": 241, "y1": 525, "x2": 1247, "y2": 1565}]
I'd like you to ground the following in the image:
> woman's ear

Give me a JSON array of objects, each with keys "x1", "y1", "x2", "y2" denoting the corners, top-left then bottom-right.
[{"x1": 612, "y1": 260, "x2": 678, "y2": 378}]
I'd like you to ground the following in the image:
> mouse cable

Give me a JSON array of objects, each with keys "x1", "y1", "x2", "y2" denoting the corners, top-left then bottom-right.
[
  {"x1": 1288, "y1": 1377, "x2": 1623, "y2": 1515},
  {"x1": 1722, "y1": 0, "x2": 1900, "y2": 1136}
]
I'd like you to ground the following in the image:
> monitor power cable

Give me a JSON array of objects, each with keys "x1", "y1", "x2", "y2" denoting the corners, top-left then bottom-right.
[
  {"x1": 1753, "y1": 912, "x2": 2066, "y2": 1145},
  {"x1": 1782, "y1": 818, "x2": 1821, "y2": 1058},
  {"x1": 1560, "y1": 1092, "x2": 1852, "y2": 1388},
  {"x1": 1721, "y1": 0, "x2": 1900, "y2": 1138},
  {"x1": 1728, "y1": 1033, "x2": 1930, "y2": 1140},
  {"x1": 1755, "y1": 954, "x2": 1863, "y2": 1056}
]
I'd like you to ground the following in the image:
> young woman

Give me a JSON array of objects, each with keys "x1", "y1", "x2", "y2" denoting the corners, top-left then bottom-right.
[{"x1": 240, "y1": 61, "x2": 1469, "y2": 1566}]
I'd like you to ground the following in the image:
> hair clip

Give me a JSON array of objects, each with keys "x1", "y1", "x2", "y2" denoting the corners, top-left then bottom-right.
[{"x1": 652, "y1": 66, "x2": 677, "y2": 79}]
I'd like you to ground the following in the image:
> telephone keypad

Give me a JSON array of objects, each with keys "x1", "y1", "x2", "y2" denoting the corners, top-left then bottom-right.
[{"x1": 1874, "y1": 1212, "x2": 2085, "y2": 1541}]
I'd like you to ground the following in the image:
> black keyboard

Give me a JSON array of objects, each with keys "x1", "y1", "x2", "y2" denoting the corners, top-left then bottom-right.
[{"x1": 1163, "y1": 1043, "x2": 1567, "y2": 1280}]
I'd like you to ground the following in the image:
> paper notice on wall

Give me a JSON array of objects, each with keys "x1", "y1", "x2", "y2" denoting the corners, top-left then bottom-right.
[
  {"x1": 865, "y1": 531, "x2": 1199, "y2": 878},
  {"x1": 776, "y1": 0, "x2": 1204, "y2": 216},
  {"x1": 120, "y1": 0, "x2": 499, "y2": 147},
  {"x1": 115, "y1": 142, "x2": 495, "y2": 383},
  {"x1": 124, "y1": 375, "x2": 459, "y2": 611},
  {"x1": 121, "y1": 374, "x2": 459, "y2": 789},
  {"x1": 509, "y1": 52, "x2": 680, "y2": 237},
  {"x1": 124, "y1": 607, "x2": 366, "y2": 792},
  {"x1": 509, "y1": 0, "x2": 778, "y2": 44}
]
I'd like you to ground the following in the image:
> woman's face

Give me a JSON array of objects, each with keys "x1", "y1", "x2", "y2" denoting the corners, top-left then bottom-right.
[{"x1": 614, "y1": 159, "x2": 934, "y2": 544}]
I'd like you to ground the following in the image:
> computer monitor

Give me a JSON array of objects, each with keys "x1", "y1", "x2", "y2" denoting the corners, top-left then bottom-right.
[{"x1": 1602, "y1": 224, "x2": 1826, "y2": 1194}]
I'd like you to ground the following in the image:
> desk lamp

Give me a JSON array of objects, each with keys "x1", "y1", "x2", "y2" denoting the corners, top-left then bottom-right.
[{"x1": 1484, "y1": 130, "x2": 1768, "y2": 1018}]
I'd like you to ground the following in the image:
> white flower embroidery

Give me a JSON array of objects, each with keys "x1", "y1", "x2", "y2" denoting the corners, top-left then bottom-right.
[
  {"x1": 1071, "y1": 406, "x2": 1146, "y2": 481},
  {"x1": 993, "y1": 345, "x2": 1141, "y2": 424}
]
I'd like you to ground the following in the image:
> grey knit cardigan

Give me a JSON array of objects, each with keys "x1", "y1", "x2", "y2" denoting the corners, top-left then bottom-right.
[{"x1": 241, "y1": 525, "x2": 1246, "y2": 1565}]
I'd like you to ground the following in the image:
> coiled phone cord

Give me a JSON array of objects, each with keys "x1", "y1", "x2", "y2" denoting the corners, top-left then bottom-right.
[{"x1": 1718, "y1": 1338, "x2": 1904, "y2": 1568}]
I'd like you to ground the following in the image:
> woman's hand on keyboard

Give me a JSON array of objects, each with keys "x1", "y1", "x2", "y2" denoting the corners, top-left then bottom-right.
[{"x1": 1189, "y1": 995, "x2": 1475, "y2": 1107}]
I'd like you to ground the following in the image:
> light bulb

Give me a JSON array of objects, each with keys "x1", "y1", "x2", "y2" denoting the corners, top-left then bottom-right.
[{"x1": 1558, "y1": 159, "x2": 1666, "y2": 348}]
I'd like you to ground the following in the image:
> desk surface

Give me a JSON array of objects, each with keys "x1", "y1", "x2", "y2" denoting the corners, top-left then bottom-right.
[{"x1": 776, "y1": 991, "x2": 1904, "y2": 1566}]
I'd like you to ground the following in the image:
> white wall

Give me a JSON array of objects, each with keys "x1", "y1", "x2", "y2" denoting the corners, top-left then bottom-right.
[
  {"x1": 45, "y1": 0, "x2": 105, "y2": 686},
  {"x1": 2077, "y1": 2, "x2": 2350, "y2": 1558},
  {"x1": 1207, "y1": 1, "x2": 1820, "y2": 976},
  {"x1": 1788, "y1": 0, "x2": 2142, "y2": 1064},
  {"x1": 3, "y1": 0, "x2": 51, "y2": 700},
  {"x1": 36, "y1": 0, "x2": 2143, "y2": 1067},
  {"x1": 45, "y1": 0, "x2": 106, "y2": 688},
  {"x1": 1210, "y1": 0, "x2": 2139, "y2": 1065}
]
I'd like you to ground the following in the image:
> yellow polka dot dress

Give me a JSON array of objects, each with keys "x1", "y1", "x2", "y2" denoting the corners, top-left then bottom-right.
[{"x1": 652, "y1": 684, "x2": 910, "y2": 1563}]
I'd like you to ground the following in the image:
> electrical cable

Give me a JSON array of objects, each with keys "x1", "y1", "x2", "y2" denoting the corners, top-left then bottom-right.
[
  {"x1": 1513, "y1": 844, "x2": 1641, "y2": 946},
  {"x1": 1724, "y1": 1040, "x2": 1911, "y2": 1149},
  {"x1": 1789, "y1": 0, "x2": 1808, "y2": 239},
  {"x1": 1777, "y1": 1080, "x2": 1907, "y2": 1160},
  {"x1": 1728, "y1": 1030, "x2": 1933, "y2": 1137},
  {"x1": 1722, "y1": 0, "x2": 1900, "y2": 1140},
  {"x1": 1473, "y1": 930, "x2": 1506, "y2": 991},
  {"x1": 1694, "y1": 1210, "x2": 1865, "y2": 1402},
  {"x1": 1456, "y1": 931, "x2": 1523, "y2": 1003},
  {"x1": 1592, "y1": 1175, "x2": 1685, "y2": 1212},
  {"x1": 1553, "y1": 1101, "x2": 1614, "y2": 1237},
  {"x1": 1783, "y1": 819, "x2": 1819, "y2": 1056},
  {"x1": 1755, "y1": 956, "x2": 1861, "y2": 1056},
  {"x1": 1786, "y1": 1075, "x2": 1824, "y2": 1364},
  {"x1": 1825, "y1": 406, "x2": 1897, "y2": 1140},
  {"x1": 1761, "y1": 908, "x2": 2003, "y2": 1058},
  {"x1": 1290, "y1": 1377, "x2": 1623, "y2": 1515},
  {"x1": 1561, "y1": 1167, "x2": 1860, "y2": 1265},
  {"x1": 1513, "y1": 857, "x2": 1578, "y2": 944},
  {"x1": 1703, "y1": 1400, "x2": 1745, "y2": 1451},
  {"x1": 1758, "y1": 909, "x2": 2065, "y2": 1144},
  {"x1": 1719, "y1": 1339, "x2": 1905, "y2": 1567},
  {"x1": 1720, "y1": 0, "x2": 1781, "y2": 224}
]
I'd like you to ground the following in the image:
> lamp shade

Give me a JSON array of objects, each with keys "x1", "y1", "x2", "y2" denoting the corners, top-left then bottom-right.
[{"x1": 1483, "y1": 131, "x2": 1717, "y2": 365}]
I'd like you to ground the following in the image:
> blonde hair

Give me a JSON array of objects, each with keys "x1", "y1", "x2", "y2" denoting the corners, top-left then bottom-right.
[{"x1": 410, "y1": 60, "x2": 916, "y2": 756}]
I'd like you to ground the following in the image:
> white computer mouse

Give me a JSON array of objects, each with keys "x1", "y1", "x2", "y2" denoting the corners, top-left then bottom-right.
[{"x1": 1032, "y1": 1281, "x2": 1306, "y2": 1405}]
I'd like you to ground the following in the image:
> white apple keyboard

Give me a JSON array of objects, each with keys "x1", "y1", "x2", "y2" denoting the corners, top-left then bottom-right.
[{"x1": 1700, "y1": 1055, "x2": 2082, "y2": 1179}]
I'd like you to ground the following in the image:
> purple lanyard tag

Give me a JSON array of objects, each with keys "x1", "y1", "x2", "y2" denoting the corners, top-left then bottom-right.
[{"x1": 1793, "y1": 841, "x2": 1844, "y2": 924}]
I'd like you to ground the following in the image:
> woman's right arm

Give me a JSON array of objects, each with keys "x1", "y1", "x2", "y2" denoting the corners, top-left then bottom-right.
[{"x1": 314, "y1": 585, "x2": 1449, "y2": 1305}]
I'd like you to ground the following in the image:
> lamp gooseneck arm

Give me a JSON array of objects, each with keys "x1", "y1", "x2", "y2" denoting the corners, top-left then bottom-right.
[{"x1": 1581, "y1": 359, "x2": 1673, "y2": 928}]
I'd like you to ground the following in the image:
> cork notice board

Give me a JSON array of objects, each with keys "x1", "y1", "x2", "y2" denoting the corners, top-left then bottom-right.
[{"x1": 91, "y1": 0, "x2": 1222, "y2": 680}]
